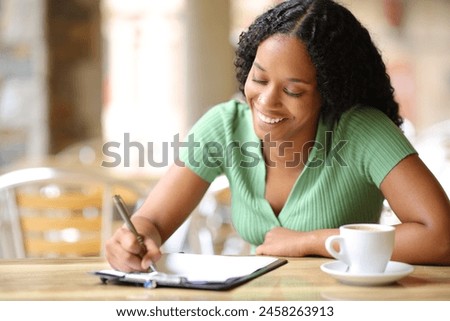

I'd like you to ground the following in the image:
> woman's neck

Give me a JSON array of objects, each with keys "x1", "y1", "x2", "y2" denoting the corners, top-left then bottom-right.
[{"x1": 261, "y1": 126, "x2": 318, "y2": 171}]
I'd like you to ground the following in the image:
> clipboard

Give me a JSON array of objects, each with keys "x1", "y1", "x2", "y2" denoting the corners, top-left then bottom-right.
[{"x1": 94, "y1": 253, "x2": 288, "y2": 290}]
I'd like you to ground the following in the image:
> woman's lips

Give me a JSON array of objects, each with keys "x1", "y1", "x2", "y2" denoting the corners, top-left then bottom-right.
[{"x1": 256, "y1": 109, "x2": 286, "y2": 124}]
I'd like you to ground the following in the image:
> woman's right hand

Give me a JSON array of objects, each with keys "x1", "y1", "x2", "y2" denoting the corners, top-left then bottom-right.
[
  {"x1": 105, "y1": 216, "x2": 162, "y2": 272},
  {"x1": 105, "y1": 165, "x2": 211, "y2": 272}
]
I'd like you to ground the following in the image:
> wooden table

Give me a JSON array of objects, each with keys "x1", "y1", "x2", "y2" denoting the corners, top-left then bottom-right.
[{"x1": 0, "y1": 257, "x2": 449, "y2": 301}]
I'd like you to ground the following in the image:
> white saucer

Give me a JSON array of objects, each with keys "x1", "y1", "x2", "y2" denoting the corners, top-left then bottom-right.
[{"x1": 320, "y1": 260, "x2": 414, "y2": 286}]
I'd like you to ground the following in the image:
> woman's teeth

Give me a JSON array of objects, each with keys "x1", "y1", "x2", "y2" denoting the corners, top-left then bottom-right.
[{"x1": 257, "y1": 111, "x2": 284, "y2": 124}]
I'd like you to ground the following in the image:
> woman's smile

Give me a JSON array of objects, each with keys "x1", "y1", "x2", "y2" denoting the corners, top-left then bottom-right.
[{"x1": 255, "y1": 109, "x2": 286, "y2": 124}]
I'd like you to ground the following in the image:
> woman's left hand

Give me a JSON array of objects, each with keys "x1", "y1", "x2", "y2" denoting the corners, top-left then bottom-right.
[
  {"x1": 255, "y1": 227, "x2": 307, "y2": 257},
  {"x1": 255, "y1": 226, "x2": 338, "y2": 257}
]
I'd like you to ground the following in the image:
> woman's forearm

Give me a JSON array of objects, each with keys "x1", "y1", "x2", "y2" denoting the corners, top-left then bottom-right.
[{"x1": 390, "y1": 222, "x2": 450, "y2": 265}]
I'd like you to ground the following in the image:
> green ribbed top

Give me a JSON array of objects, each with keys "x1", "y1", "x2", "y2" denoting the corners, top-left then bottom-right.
[{"x1": 179, "y1": 100, "x2": 416, "y2": 246}]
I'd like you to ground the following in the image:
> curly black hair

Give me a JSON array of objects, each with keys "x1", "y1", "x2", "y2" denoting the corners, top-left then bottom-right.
[{"x1": 234, "y1": 0, "x2": 402, "y2": 127}]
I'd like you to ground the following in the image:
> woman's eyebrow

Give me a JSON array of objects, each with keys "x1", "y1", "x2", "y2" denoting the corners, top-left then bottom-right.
[
  {"x1": 253, "y1": 62, "x2": 266, "y2": 71},
  {"x1": 253, "y1": 61, "x2": 313, "y2": 85},
  {"x1": 287, "y1": 77, "x2": 312, "y2": 85}
]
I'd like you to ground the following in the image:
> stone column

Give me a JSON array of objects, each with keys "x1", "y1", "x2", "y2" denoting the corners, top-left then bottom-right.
[{"x1": 184, "y1": 0, "x2": 236, "y2": 127}]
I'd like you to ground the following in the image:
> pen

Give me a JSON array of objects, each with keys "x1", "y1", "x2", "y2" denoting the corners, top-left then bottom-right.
[{"x1": 112, "y1": 194, "x2": 158, "y2": 273}]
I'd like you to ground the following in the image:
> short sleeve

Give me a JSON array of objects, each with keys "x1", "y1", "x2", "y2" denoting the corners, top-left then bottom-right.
[
  {"x1": 338, "y1": 107, "x2": 417, "y2": 187},
  {"x1": 178, "y1": 100, "x2": 240, "y2": 183}
]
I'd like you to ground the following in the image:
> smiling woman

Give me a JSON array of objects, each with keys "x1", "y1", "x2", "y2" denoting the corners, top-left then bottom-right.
[
  {"x1": 105, "y1": 0, "x2": 450, "y2": 273},
  {"x1": 244, "y1": 34, "x2": 321, "y2": 148}
]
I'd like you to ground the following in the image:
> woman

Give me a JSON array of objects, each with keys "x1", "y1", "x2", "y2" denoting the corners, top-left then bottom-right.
[{"x1": 106, "y1": 0, "x2": 450, "y2": 272}]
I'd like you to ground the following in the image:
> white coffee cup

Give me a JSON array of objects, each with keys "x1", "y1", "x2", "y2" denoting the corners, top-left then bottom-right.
[{"x1": 325, "y1": 223, "x2": 395, "y2": 274}]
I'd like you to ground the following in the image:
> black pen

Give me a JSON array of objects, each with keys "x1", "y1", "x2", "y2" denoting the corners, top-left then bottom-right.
[{"x1": 112, "y1": 194, "x2": 158, "y2": 273}]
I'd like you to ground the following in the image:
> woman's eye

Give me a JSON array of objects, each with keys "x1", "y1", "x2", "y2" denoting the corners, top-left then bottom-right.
[
  {"x1": 252, "y1": 78, "x2": 267, "y2": 84},
  {"x1": 283, "y1": 88, "x2": 303, "y2": 97}
]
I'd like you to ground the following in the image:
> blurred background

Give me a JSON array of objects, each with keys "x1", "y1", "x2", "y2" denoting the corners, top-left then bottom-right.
[
  {"x1": 1, "y1": 0, "x2": 449, "y2": 176},
  {"x1": 0, "y1": 0, "x2": 449, "y2": 256}
]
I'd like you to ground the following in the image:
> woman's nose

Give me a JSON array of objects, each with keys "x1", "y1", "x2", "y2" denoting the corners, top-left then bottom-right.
[{"x1": 258, "y1": 87, "x2": 281, "y2": 107}]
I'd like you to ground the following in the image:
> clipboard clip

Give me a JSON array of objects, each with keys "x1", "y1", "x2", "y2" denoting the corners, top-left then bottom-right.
[
  {"x1": 96, "y1": 270, "x2": 187, "y2": 289},
  {"x1": 129, "y1": 271, "x2": 188, "y2": 288}
]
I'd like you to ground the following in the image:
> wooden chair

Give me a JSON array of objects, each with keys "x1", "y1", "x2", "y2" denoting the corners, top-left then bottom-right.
[{"x1": 0, "y1": 165, "x2": 148, "y2": 258}]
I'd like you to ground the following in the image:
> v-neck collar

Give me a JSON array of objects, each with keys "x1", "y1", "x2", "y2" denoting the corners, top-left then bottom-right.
[{"x1": 253, "y1": 118, "x2": 328, "y2": 223}]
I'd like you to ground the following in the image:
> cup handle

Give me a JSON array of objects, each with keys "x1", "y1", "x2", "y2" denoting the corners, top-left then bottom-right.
[{"x1": 325, "y1": 235, "x2": 345, "y2": 261}]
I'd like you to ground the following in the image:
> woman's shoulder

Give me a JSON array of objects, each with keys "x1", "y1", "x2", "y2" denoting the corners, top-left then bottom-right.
[
  {"x1": 341, "y1": 105, "x2": 393, "y2": 123},
  {"x1": 205, "y1": 99, "x2": 250, "y2": 119},
  {"x1": 333, "y1": 105, "x2": 415, "y2": 157},
  {"x1": 336, "y1": 105, "x2": 402, "y2": 135},
  {"x1": 196, "y1": 99, "x2": 251, "y2": 132},
  {"x1": 332, "y1": 105, "x2": 414, "y2": 158},
  {"x1": 188, "y1": 99, "x2": 251, "y2": 138}
]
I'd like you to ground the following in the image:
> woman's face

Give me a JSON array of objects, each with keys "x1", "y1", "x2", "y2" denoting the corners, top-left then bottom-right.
[{"x1": 244, "y1": 34, "x2": 322, "y2": 143}]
